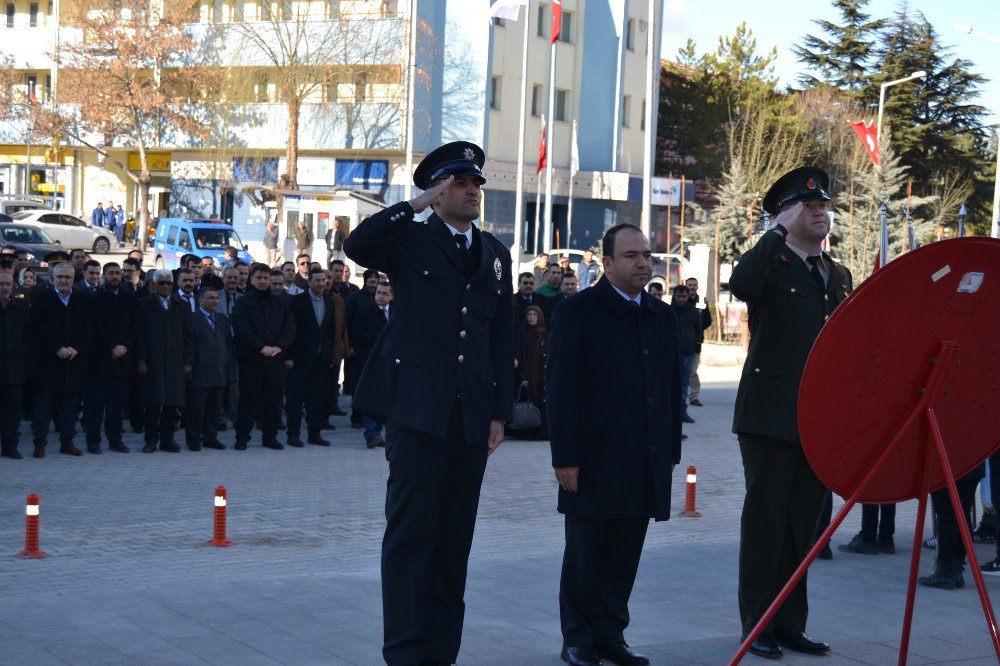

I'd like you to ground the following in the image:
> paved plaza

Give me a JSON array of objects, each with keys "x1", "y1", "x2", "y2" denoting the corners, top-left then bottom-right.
[{"x1": 1, "y1": 363, "x2": 998, "y2": 665}]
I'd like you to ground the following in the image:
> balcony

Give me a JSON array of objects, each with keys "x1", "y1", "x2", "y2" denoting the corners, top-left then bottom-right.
[{"x1": 0, "y1": 27, "x2": 57, "y2": 69}]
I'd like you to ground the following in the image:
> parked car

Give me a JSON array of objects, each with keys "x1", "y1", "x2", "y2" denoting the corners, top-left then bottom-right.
[
  {"x1": 152, "y1": 218, "x2": 253, "y2": 269},
  {"x1": 0, "y1": 198, "x2": 47, "y2": 216},
  {"x1": 650, "y1": 252, "x2": 686, "y2": 289},
  {"x1": 10, "y1": 210, "x2": 117, "y2": 253},
  {"x1": 0, "y1": 223, "x2": 69, "y2": 267}
]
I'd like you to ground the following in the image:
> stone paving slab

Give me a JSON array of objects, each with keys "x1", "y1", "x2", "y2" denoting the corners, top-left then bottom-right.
[{"x1": 1, "y1": 365, "x2": 999, "y2": 664}]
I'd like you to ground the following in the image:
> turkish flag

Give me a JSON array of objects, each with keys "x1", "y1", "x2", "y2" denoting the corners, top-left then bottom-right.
[
  {"x1": 849, "y1": 120, "x2": 879, "y2": 166},
  {"x1": 550, "y1": 0, "x2": 563, "y2": 42},
  {"x1": 536, "y1": 121, "x2": 547, "y2": 174}
]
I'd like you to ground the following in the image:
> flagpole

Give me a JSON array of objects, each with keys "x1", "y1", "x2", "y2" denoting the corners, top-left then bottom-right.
[
  {"x1": 640, "y1": 0, "x2": 656, "y2": 238},
  {"x1": 543, "y1": 39, "x2": 556, "y2": 251},
  {"x1": 611, "y1": 0, "x2": 626, "y2": 170},
  {"x1": 403, "y1": 0, "x2": 417, "y2": 201},
  {"x1": 512, "y1": 2, "x2": 530, "y2": 259},
  {"x1": 534, "y1": 169, "x2": 542, "y2": 253},
  {"x1": 567, "y1": 119, "x2": 577, "y2": 248}
]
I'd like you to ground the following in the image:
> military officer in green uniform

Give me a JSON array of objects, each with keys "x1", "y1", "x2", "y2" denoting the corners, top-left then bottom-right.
[{"x1": 731, "y1": 167, "x2": 853, "y2": 660}]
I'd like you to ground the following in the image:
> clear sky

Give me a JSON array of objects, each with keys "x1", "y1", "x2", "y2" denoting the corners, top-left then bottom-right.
[{"x1": 661, "y1": 0, "x2": 1000, "y2": 126}]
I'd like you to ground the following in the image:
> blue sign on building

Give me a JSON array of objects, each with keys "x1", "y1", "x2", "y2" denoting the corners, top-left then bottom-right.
[{"x1": 335, "y1": 160, "x2": 389, "y2": 189}]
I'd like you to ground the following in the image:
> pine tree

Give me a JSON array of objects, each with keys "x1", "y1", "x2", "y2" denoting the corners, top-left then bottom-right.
[{"x1": 793, "y1": 0, "x2": 884, "y2": 93}]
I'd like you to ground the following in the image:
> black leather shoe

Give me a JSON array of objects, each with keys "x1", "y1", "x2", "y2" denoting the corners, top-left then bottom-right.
[
  {"x1": 33, "y1": 447, "x2": 45, "y2": 458},
  {"x1": 561, "y1": 646, "x2": 601, "y2": 666},
  {"x1": 235, "y1": 441, "x2": 247, "y2": 451},
  {"x1": 142, "y1": 443, "x2": 157, "y2": 453},
  {"x1": 187, "y1": 444, "x2": 202, "y2": 452},
  {"x1": 596, "y1": 641, "x2": 650, "y2": 664},
  {"x1": 746, "y1": 632, "x2": 783, "y2": 659},
  {"x1": 109, "y1": 444, "x2": 130, "y2": 453},
  {"x1": 838, "y1": 533, "x2": 878, "y2": 554},
  {"x1": 817, "y1": 543, "x2": 833, "y2": 560},
  {"x1": 350, "y1": 421, "x2": 363, "y2": 430},
  {"x1": 2, "y1": 450, "x2": 22, "y2": 459},
  {"x1": 773, "y1": 629, "x2": 830, "y2": 655},
  {"x1": 286, "y1": 435, "x2": 305, "y2": 448},
  {"x1": 263, "y1": 441, "x2": 284, "y2": 450},
  {"x1": 203, "y1": 441, "x2": 226, "y2": 450},
  {"x1": 87, "y1": 445, "x2": 102, "y2": 454},
  {"x1": 307, "y1": 434, "x2": 331, "y2": 446},
  {"x1": 160, "y1": 443, "x2": 181, "y2": 453},
  {"x1": 682, "y1": 414, "x2": 695, "y2": 424},
  {"x1": 366, "y1": 435, "x2": 381, "y2": 449},
  {"x1": 60, "y1": 444, "x2": 83, "y2": 456}
]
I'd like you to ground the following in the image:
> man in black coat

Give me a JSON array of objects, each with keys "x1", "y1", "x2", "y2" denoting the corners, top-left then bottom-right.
[
  {"x1": 731, "y1": 167, "x2": 852, "y2": 659},
  {"x1": 231, "y1": 262, "x2": 295, "y2": 450},
  {"x1": 185, "y1": 289, "x2": 232, "y2": 451},
  {"x1": 547, "y1": 225, "x2": 682, "y2": 666},
  {"x1": 344, "y1": 141, "x2": 514, "y2": 666},
  {"x1": 513, "y1": 271, "x2": 551, "y2": 324},
  {"x1": 135, "y1": 269, "x2": 195, "y2": 453},
  {"x1": 343, "y1": 268, "x2": 380, "y2": 427},
  {"x1": 285, "y1": 268, "x2": 346, "y2": 447},
  {"x1": 73, "y1": 259, "x2": 102, "y2": 296},
  {"x1": 349, "y1": 282, "x2": 392, "y2": 448},
  {"x1": 0, "y1": 271, "x2": 31, "y2": 459},
  {"x1": 31, "y1": 263, "x2": 94, "y2": 457},
  {"x1": 83, "y1": 262, "x2": 139, "y2": 453},
  {"x1": 671, "y1": 284, "x2": 701, "y2": 425},
  {"x1": 326, "y1": 259, "x2": 355, "y2": 417}
]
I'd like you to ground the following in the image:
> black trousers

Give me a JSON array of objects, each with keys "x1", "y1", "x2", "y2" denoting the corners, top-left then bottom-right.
[
  {"x1": 931, "y1": 473, "x2": 979, "y2": 562},
  {"x1": 185, "y1": 386, "x2": 223, "y2": 447},
  {"x1": 126, "y1": 375, "x2": 144, "y2": 431},
  {"x1": 286, "y1": 356, "x2": 329, "y2": 437},
  {"x1": 83, "y1": 375, "x2": 127, "y2": 449},
  {"x1": 144, "y1": 406, "x2": 179, "y2": 447},
  {"x1": 236, "y1": 363, "x2": 284, "y2": 444},
  {"x1": 738, "y1": 433, "x2": 827, "y2": 636},
  {"x1": 381, "y1": 404, "x2": 488, "y2": 666},
  {"x1": 32, "y1": 390, "x2": 80, "y2": 449},
  {"x1": 860, "y1": 503, "x2": 896, "y2": 540},
  {"x1": 559, "y1": 515, "x2": 649, "y2": 647},
  {"x1": 0, "y1": 383, "x2": 23, "y2": 453}
]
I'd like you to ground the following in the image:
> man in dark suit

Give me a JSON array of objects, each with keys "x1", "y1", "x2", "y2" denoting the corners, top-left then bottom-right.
[
  {"x1": 349, "y1": 281, "x2": 392, "y2": 448},
  {"x1": 231, "y1": 262, "x2": 296, "y2": 450},
  {"x1": 135, "y1": 269, "x2": 195, "y2": 453},
  {"x1": 514, "y1": 271, "x2": 550, "y2": 324},
  {"x1": 0, "y1": 270, "x2": 31, "y2": 459},
  {"x1": 547, "y1": 224, "x2": 682, "y2": 666},
  {"x1": 185, "y1": 289, "x2": 232, "y2": 451},
  {"x1": 285, "y1": 267, "x2": 346, "y2": 447},
  {"x1": 174, "y1": 267, "x2": 200, "y2": 313},
  {"x1": 73, "y1": 259, "x2": 102, "y2": 296},
  {"x1": 83, "y1": 262, "x2": 139, "y2": 453},
  {"x1": 344, "y1": 268, "x2": 380, "y2": 427},
  {"x1": 731, "y1": 167, "x2": 852, "y2": 659},
  {"x1": 31, "y1": 263, "x2": 94, "y2": 457},
  {"x1": 345, "y1": 141, "x2": 514, "y2": 666}
]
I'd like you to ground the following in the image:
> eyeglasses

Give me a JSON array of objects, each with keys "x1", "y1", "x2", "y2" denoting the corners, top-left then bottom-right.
[{"x1": 156, "y1": 281, "x2": 173, "y2": 285}]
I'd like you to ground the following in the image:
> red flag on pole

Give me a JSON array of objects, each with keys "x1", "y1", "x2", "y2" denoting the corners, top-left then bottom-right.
[
  {"x1": 536, "y1": 119, "x2": 547, "y2": 174},
  {"x1": 550, "y1": 0, "x2": 563, "y2": 42},
  {"x1": 849, "y1": 120, "x2": 879, "y2": 166}
]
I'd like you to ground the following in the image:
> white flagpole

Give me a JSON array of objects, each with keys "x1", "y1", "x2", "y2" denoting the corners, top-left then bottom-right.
[
  {"x1": 567, "y1": 118, "x2": 578, "y2": 248},
  {"x1": 640, "y1": 0, "x2": 656, "y2": 238},
  {"x1": 512, "y1": 3, "x2": 530, "y2": 259},
  {"x1": 544, "y1": 39, "x2": 556, "y2": 251},
  {"x1": 610, "y1": 0, "x2": 626, "y2": 170},
  {"x1": 403, "y1": 0, "x2": 418, "y2": 201},
  {"x1": 534, "y1": 164, "x2": 543, "y2": 253}
]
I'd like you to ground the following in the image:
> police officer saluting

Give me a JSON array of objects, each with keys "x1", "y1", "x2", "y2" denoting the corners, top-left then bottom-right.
[
  {"x1": 345, "y1": 141, "x2": 515, "y2": 666},
  {"x1": 732, "y1": 167, "x2": 852, "y2": 659}
]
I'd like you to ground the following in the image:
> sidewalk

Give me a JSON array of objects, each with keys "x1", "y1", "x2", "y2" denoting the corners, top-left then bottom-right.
[{"x1": 0, "y1": 364, "x2": 997, "y2": 664}]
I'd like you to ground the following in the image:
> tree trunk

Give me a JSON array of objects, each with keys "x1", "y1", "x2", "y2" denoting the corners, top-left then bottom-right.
[
  {"x1": 136, "y1": 169, "x2": 152, "y2": 251},
  {"x1": 275, "y1": 93, "x2": 302, "y2": 232}
]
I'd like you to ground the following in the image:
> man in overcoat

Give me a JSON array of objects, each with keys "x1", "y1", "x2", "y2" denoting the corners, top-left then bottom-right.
[
  {"x1": 344, "y1": 141, "x2": 514, "y2": 666},
  {"x1": 0, "y1": 270, "x2": 31, "y2": 459},
  {"x1": 731, "y1": 167, "x2": 852, "y2": 659},
  {"x1": 547, "y1": 224, "x2": 682, "y2": 666},
  {"x1": 185, "y1": 289, "x2": 232, "y2": 450},
  {"x1": 31, "y1": 262, "x2": 94, "y2": 457},
  {"x1": 135, "y1": 269, "x2": 195, "y2": 453}
]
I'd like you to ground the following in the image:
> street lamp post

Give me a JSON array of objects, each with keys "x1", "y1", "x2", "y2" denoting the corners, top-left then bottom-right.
[{"x1": 876, "y1": 71, "x2": 927, "y2": 149}]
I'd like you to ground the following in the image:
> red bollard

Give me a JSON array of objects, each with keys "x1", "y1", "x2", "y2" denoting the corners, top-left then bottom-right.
[
  {"x1": 207, "y1": 485, "x2": 234, "y2": 547},
  {"x1": 679, "y1": 466, "x2": 702, "y2": 517},
  {"x1": 18, "y1": 493, "x2": 48, "y2": 558}
]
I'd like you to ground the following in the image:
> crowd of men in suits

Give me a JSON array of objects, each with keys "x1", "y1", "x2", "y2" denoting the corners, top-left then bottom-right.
[{"x1": 0, "y1": 245, "x2": 397, "y2": 460}]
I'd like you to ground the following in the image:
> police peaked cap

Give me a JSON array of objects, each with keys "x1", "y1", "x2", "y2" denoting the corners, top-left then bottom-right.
[
  {"x1": 413, "y1": 141, "x2": 486, "y2": 190},
  {"x1": 762, "y1": 167, "x2": 831, "y2": 216}
]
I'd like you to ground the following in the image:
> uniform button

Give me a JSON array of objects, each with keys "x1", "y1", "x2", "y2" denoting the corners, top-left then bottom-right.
[
  {"x1": 824, "y1": 294, "x2": 829, "y2": 301},
  {"x1": 462, "y1": 307, "x2": 467, "y2": 314},
  {"x1": 647, "y1": 397, "x2": 654, "y2": 404},
  {"x1": 790, "y1": 288, "x2": 796, "y2": 293},
  {"x1": 460, "y1": 331, "x2": 466, "y2": 338},
  {"x1": 643, "y1": 349, "x2": 650, "y2": 355},
  {"x1": 824, "y1": 315, "x2": 830, "y2": 321},
  {"x1": 497, "y1": 289, "x2": 501, "y2": 295},
  {"x1": 466, "y1": 284, "x2": 471, "y2": 290},
  {"x1": 423, "y1": 270, "x2": 428, "y2": 276},
  {"x1": 395, "y1": 358, "x2": 400, "y2": 365},
  {"x1": 458, "y1": 355, "x2": 464, "y2": 363},
  {"x1": 754, "y1": 368, "x2": 761, "y2": 374}
]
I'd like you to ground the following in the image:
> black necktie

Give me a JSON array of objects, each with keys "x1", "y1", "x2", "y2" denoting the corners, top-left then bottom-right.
[
  {"x1": 806, "y1": 256, "x2": 825, "y2": 291},
  {"x1": 454, "y1": 234, "x2": 467, "y2": 251}
]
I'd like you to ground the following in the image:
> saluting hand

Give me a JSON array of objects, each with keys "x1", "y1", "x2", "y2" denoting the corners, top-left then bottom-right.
[
  {"x1": 772, "y1": 201, "x2": 807, "y2": 237},
  {"x1": 487, "y1": 419, "x2": 504, "y2": 456},
  {"x1": 408, "y1": 175, "x2": 454, "y2": 214},
  {"x1": 555, "y1": 467, "x2": 580, "y2": 493}
]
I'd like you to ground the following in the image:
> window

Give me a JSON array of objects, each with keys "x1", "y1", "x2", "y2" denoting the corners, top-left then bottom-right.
[
  {"x1": 167, "y1": 226, "x2": 178, "y2": 245},
  {"x1": 5, "y1": 4, "x2": 14, "y2": 28},
  {"x1": 555, "y1": 89, "x2": 568, "y2": 121},
  {"x1": 381, "y1": 0, "x2": 396, "y2": 17},
  {"x1": 328, "y1": 0, "x2": 339, "y2": 18},
  {"x1": 626, "y1": 17, "x2": 635, "y2": 51},
  {"x1": 354, "y1": 72, "x2": 368, "y2": 102},
  {"x1": 558, "y1": 11, "x2": 572, "y2": 43},
  {"x1": 640, "y1": 99, "x2": 646, "y2": 130},
  {"x1": 491, "y1": 17, "x2": 505, "y2": 27},
  {"x1": 531, "y1": 84, "x2": 543, "y2": 117},
  {"x1": 536, "y1": 3, "x2": 546, "y2": 37},
  {"x1": 212, "y1": 0, "x2": 224, "y2": 22},
  {"x1": 25, "y1": 75, "x2": 37, "y2": 101},
  {"x1": 254, "y1": 74, "x2": 269, "y2": 102},
  {"x1": 39, "y1": 213, "x2": 60, "y2": 224},
  {"x1": 490, "y1": 76, "x2": 501, "y2": 111},
  {"x1": 194, "y1": 228, "x2": 243, "y2": 250},
  {"x1": 178, "y1": 229, "x2": 192, "y2": 251},
  {"x1": 29, "y1": 3, "x2": 38, "y2": 26},
  {"x1": 325, "y1": 74, "x2": 338, "y2": 102},
  {"x1": 622, "y1": 95, "x2": 631, "y2": 127}
]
